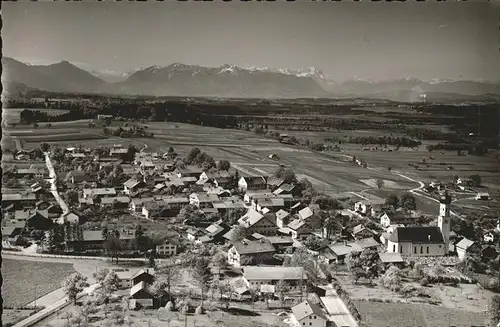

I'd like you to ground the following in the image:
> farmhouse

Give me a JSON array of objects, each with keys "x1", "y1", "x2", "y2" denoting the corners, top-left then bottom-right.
[
  {"x1": 378, "y1": 252, "x2": 405, "y2": 269},
  {"x1": 318, "y1": 238, "x2": 379, "y2": 264},
  {"x1": 275, "y1": 209, "x2": 291, "y2": 228},
  {"x1": 130, "y1": 197, "x2": 154, "y2": 213},
  {"x1": 25, "y1": 211, "x2": 53, "y2": 230},
  {"x1": 101, "y1": 196, "x2": 131, "y2": 209},
  {"x1": 379, "y1": 211, "x2": 417, "y2": 228},
  {"x1": 129, "y1": 282, "x2": 155, "y2": 309},
  {"x1": 273, "y1": 183, "x2": 295, "y2": 195},
  {"x1": 354, "y1": 200, "x2": 384, "y2": 217},
  {"x1": 156, "y1": 240, "x2": 178, "y2": 257},
  {"x1": 475, "y1": 192, "x2": 490, "y2": 201},
  {"x1": 83, "y1": 188, "x2": 116, "y2": 199},
  {"x1": 175, "y1": 166, "x2": 203, "y2": 179},
  {"x1": 58, "y1": 212, "x2": 80, "y2": 225},
  {"x1": 189, "y1": 193, "x2": 220, "y2": 208},
  {"x1": 291, "y1": 300, "x2": 329, "y2": 327},
  {"x1": 2, "y1": 192, "x2": 37, "y2": 209},
  {"x1": 351, "y1": 224, "x2": 377, "y2": 240},
  {"x1": 199, "y1": 171, "x2": 233, "y2": 187},
  {"x1": 238, "y1": 209, "x2": 277, "y2": 235},
  {"x1": 266, "y1": 177, "x2": 286, "y2": 191},
  {"x1": 66, "y1": 230, "x2": 136, "y2": 251},
  {"x1": 228, "y1": 240, "x2": 276, "y2": 267},
  {"x1": 186, "y1": 227, "x2": 206, "y2": 242},
  {"x1": 288, "y1": 219, "x2": 314, "y2": 241},
  {"x1": 15, "y1": 167, "x2": 47, "y2": 179},
  {"x1": 242, "y1": 266, "x2": 307, "y2": 291},
  {"x1": 238, "y1": 176, "x2": 267, "y2": 191},
  {"x1": 65, "y1": 171, "x2": 94, "y2": 184},
  {"x1": 123, "y1": 178, "x2": 145, "y2": 195}
]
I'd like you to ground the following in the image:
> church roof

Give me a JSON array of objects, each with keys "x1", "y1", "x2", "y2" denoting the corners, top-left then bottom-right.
[{"x1": 388, "y1": 226, "x2": 444, "y2": 244}]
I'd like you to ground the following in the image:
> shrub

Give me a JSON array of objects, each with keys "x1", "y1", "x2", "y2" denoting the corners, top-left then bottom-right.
[
  {"x1": 419, "y1": 277, "x2": 430, "y2": 286},
  {"x1": 165, "y1": 301, "x2": 174, "y2": 311},
  {"x1": 195, "y1": 306, "x2": 203, "y2": 315},
  {"x1": 486, "y1": 278, "x2": 500, "y2": 292}
]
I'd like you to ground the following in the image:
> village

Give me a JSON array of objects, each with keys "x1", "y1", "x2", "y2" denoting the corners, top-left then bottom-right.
[{"x1": 3, "y1": 140, "x2": 499, "y2": 327}]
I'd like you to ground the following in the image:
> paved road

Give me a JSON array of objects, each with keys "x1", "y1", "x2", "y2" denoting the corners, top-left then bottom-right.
[{"x1": 44, "y1": 152, "x2": 69, "y2": 215}]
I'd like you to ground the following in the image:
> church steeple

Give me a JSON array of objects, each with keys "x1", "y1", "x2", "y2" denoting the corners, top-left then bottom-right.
[{"x1": 438, "y1": 191, "x2": 451, "y2": 255}]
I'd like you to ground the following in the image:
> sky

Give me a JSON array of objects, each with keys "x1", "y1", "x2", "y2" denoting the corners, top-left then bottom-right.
[{"x1": 3, "y1": 1, "x2": 500, "y2": 82}]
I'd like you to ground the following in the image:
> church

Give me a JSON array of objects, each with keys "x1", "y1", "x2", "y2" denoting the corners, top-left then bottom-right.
[{"x1": 384, "y1": 193, "x2": 451, "y2": 257}]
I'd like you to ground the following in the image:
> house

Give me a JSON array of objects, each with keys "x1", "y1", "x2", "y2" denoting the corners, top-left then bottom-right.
[
  {"x1": 276, "y1": 209, "x2": 291, "y2": 228},
  {"x1": 2, "y1": 193, "x2": 38, "y2": 209},
  {"x1": 2, "y1": 227, "x2": 23, "y2": 240},
  {"x1": 15, "y1": 167, "x2": 47, "y2": 179},
  {"x1": 83, "y1": 188, "x2": 116, "y2": 199},
  {"x1": 273, "y1": 183, "x2": 295, "y2": 196},
  {"x1": 379, "y1": 211, "x2": 417, "y2": 228},
  {"x1": 65, "y1": 171, "x2": 93, "y2": 184},
  {"x1": 354, "y1": 200, "x2": 384, "y2": 217},
  {"x1": 475, "y1": 192, "x2": 490, "y2": 201},
  {"x1": 66, "y1": 230, "x2": 136, "y2": 251},
  {"x1": 261, "y1": 235, "x2": 294, "y2": 253},
  {"x1": 129, "y1": 198, "x2": 154, "y2": 213},
  {"x1": 288, "y1": 219, "x2": 314, "y2": 241},
  {"x1": 175, "y1": 166, "x2": 203, "y2": 179},
  {"x1": 162, "y1": 196, "x2": 189, "y2": 209},
  {"x1": 131, "y1": 268, "x2": 155, "y2": 286},
  {"x1": 238, "y1": 176, "x2": 267, "y2": 191},
  {"x1": 228, "y1": 240, "x2": 276, "y2": 267},
  {"x1": 297, "y1": 206, "x2": 322, "y2": 229},
  {"x1": 123, "y1": 179, "x2": 145, "y2": 195},
  {"x1": 129, "y1": 281, "x2": 155, "y2": 309},
  {"x1": 110, "y1": 147, "x2": 128, "y2": 158},
  {"x1": 156, "y1": 240, "x2": 178, "y2": 257},
  {"x1": 198, "y1": 171, "x2": 233, "y2": 187},
  {"x1": 378, "y1": 252, "x2": 405, "y2": 269},
  {"x1": 456, "y1": 177, "x2": 475, "y2": 188},
  {"x1": 189, "y1": 193, "x2": 220, "y2": 208},
  {"x1": 254, "y1": 196, "x2": 286, "y2": 213},
  {"x1": 58, "y1": 212, "x2": 80, "y2": 225},
  {"x1": 319, "y1": 238, "x2": 379, "y2": 264},
  {"x1": 205, "y1": 222, "x2": 230, "y2": 243},
  {"x1": 266, "y1": 177, "x2": 286, "y2": 191},
  {"x1": 186, "y1": 227, "x2": 206, "y2": 242},
  {"x1": 36, "y1": 200, "x2": 51, "y2": 211},
  {"x1": 291, "y1": 300, "x2": 329, "y2": 327},
  {"x1": 213, "y1": 197, "x2": 245, "y2": 213},
  {"x1": 290, "y1": 202, "x2": 306, "y2": 215},
  {"x1": 142, "y1": 202, "x2": 168, "y2": 219},
  {"x1": 484, "y1": 231, "x2": 497, "y2": 244},
  {"x1": 101, "y1": 196, "x2": 131, "y2": 209},
  {"x1": 238, "y1": 209, "x2": 277, "y2": 235},
  {"x1": 351, "y1": 224, "x2": 377, "y2": 240},
  {"x1": 25, "y1": 211, "x2": 53, "y2": 230},
  {"x1": 242, "y1": 266, "x2": 307, "y2": 291},
  {"x1": 456, "y1": 238, "x2": 481, "y2": 260}
]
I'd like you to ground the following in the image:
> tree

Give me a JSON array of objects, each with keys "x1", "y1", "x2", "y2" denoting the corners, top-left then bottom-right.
[
  {"x1": 156, "y1": 260, "x2": 181, "y2": 300},
  {"x1": 217, "y1": 160, "x2": 231, "y2": 171},
  {"x1": 65, "y1": 189, "x2": 79, "y2": 205},
  {"x1": 276, "y1": 280, "x2": 290, "y2": 309},
  {"x1": 93, "y1": 268, "x2": 110, "y2": 284},
  {"x1": 488, "y1": 295, "x2": 500, "y2": 327},
  {"x1": 191, "y1": 257, "x2": 211, "y2": 309},
  {"x1": 70, "y1": 314, "x2": 84, "y2": 327},
  {"x1": 40, "y1": 142, "x2": 50, "y2": 152},
  {"x1": 470, "y1": 174, "x2": 482, "y2": 186},
  {"x1": 150, "y1": 279, "x2": 170, "y2": 307},
  {"x1": 62, "y1": 273, "x2": 89, "y2": 304},
  {"x1": 103, "y1": 270, "x2": 120, "y2": 295},
  {"x1": 186, "y1": 147, "x2": 201, "y2": 164},
  {"x1": 60, "y1": 311, "x2": 73, "y2": 326},
  {"x1": 104, "y1": 235, "x2": 122, "y2": 263},
  {"x1": 376, "y1": 179, "x2": 384, "y2": 189},
  {"x1": 379, "y1": 266, "x2": 402, "y2": 292},
  {"x1": 230, "y1": 225, "x2": 249, "y2": 243},
  {"x1": 304, "y1": 235, "x2": 323, "y2": 251},
  {"x1": 385, "y1": 194, "x2": 399, "y2": 209},
  {"x1": 408, "y1": 262, "x2": 425, "y2": 280},
  {"x1": 275, "y1": 167, "x2": 297, "y2": 184},
  {"x1": 111, "y1": 311, "x2": 125, "y2": 325},
  {"x1": 212, "y1": 251, "x2": 227, "y2": 275},
  {"x1": 79, "y1": 301, "x2": 97, "y2": 325},
  {"x1": 400, "y1": 194, "x2": 417, "y2": 211}
]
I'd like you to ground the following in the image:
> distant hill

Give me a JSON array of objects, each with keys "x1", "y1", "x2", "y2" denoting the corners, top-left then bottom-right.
[
  {"x1": 112, "y1": 63, "x2": 328, "y2": 98},
  {"x1": 3, "y1": 57, "x2": 499, "y2": 101},
  {"x1": 2, "y1": 57, "x2": 106, "y2": 94}
]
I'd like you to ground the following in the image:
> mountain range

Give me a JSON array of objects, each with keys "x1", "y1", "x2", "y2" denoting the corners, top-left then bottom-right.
[{"x1": 2, "y1": 57, "x2": 499, "y2": 101}]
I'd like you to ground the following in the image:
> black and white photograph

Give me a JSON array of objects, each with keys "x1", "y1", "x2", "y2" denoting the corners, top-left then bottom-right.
[{"x1": 1, "y1": 1, "x2": 500, "y2": 327}]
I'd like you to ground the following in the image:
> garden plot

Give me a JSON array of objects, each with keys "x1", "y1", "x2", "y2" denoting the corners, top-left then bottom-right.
[{"x1": 360, "y1": 178, "x2": 409, "y2": 189}]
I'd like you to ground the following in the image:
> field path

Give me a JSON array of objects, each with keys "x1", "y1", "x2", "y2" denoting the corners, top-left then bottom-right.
[{"x1": 44, "y1": 152, "x2": 70, "y2": 215}]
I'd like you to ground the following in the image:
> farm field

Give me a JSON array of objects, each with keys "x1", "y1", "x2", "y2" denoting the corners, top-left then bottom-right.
[
  {"x1": 356, "y1": 301, "x2": 488, "y2": 327},
  {"x1": 2, "y1": 108, "x2": 70, "y2": 125},
  {"x1": 2, "y1": 259, "x2": 76, "y2": 308}
]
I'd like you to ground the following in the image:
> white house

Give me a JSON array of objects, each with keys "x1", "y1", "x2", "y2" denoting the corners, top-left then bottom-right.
[
  {"x1": 156, "y1": 240, "x2": 177, "y2": 257},
  {"x1": 456, "y1": 238, "x2": 480, "y2": 261},
  {"x1": 238, "y1": 176, "x2": 267, "y2": 191},
  {"x1": 189, "y1": 193, "x2": 220, "y2": 208},
  {"x1": 475, "y1": 192, "x2": 490, "y2": 201},
  {"x1": 275, "y1": 209, "x2": 291, "y2": 228},
  {"x1": 291, "y1": 300, "x2": 329, "y2": 327},
  {"x1": 238, "y1": 209, "x2": 277, "y2": 235},
  {"x1": 228, "y1": 240, "x2": 276, "y2": 267},
  {"x1": 288, "y1": 219, "x2": 314, "y2": 241}
]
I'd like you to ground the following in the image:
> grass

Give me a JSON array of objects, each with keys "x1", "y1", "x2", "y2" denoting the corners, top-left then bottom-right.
[
  {"x1": 2, "y1": 259, "x2": 76, "y2": 308},
  {"x1": 355, "y1": 301, "x2": 488, "y2": 327},
  {"x1": 2, "y1": 309, "x2": 39, "y2": 327}
]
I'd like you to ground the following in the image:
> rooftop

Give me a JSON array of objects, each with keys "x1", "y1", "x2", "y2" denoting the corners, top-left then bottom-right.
[
  {"x1": 388, "y1": 226, "x2": 444, "y2": 244},
  {"x1": 232, "y1": 240, "x2": 276, "y2": 255},
  {"x1": 242, "y1": 266, "x2": 306, "y2": 281}
]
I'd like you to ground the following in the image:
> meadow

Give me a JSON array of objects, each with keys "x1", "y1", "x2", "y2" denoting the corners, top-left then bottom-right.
[{"x1": 2, "y1": 259, "x2": 76, "y2": 308}]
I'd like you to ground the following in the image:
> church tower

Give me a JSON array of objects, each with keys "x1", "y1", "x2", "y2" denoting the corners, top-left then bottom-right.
[{"x1": 438, "y1": 192, "x2": 451, "y2": 254}]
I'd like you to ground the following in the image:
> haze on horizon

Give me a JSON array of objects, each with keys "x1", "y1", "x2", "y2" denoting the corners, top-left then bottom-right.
[{"x1": 3, "y1": 1, "x2": 500, "y2": 83}]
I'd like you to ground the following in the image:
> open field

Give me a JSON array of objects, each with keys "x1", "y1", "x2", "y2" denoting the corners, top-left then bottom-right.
[
  {"x1": 2, "y1": 108, "x2": 70, "y2": 125},
  {"x1": 356, "y1": 301, "x2": 488, "y2": 327},
  {"x1": 3, "y1": 309, "x2": 39, "y2": 327},
  {"x1": 2, "y1": 259, "x2": 76, "y2": 308}
]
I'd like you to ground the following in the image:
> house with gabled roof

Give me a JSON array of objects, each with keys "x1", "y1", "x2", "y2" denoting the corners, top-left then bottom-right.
[
  {"x1": 273, "y1": 183, "x2": 295, "y2": 196},
  {"x1": 291, "y1": 300, "x2": 329, "y2": 327},
  {"x1": 379, "y1": 211, "x2": 418, "y2": 228},
  {"x1": 238, "y1": 176, "x2": 267, "y2": 191},
  {"x1": 351, "y1": 224, "x2": 377, "y2": 240},
  {"x1": 65, "y1": 171, "x2": 93, "y2": 184},
  {"x1": 319, "y1": 238, "x2": 379, "y2": 264},
  {"x1": 238, "y1": 209, "x2": 277, "y2": 235},
  {"x1": 275, "y1": 209, "x2": 291, "y2": 228},
  {"x1": 83, "y1": 188, "x2": 116, "y2": 199},
  {"x1": 26, "y1": 211, "x2": 53, "y2": 230},
  {"x1": 123, "y1": 178, "x2": 145, "y2": 195},
  {"x1": 228, "y1": 240, "x2": 276, "y2": 267},
  {"x1": 186, "y1": 227, "x2": 206, "y2": 242},
  {"x1": 456, "y1": 238, "x2": 481, "y2": 261},
  {"x1": 189, "y1": 193, "x2": 220, "y2": 208},
  {"x1": 290, "y1": 202, "x2": 306, "y2": 215},
  {"x1": 175, "y1": 166, "x2": 204, "y2": 179},
  {"x1": 129, "y1": 281, "x2": 155, "y2": 309},
  {"x1": 266, "y1": 177, "x2": 286, "y2": 191},
  {"x1": 288, "y1": 219, "x2": 314, "y2": 241},
  {"x1": 242, "y1": 266, "x2": 307, "y2": 292}
]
